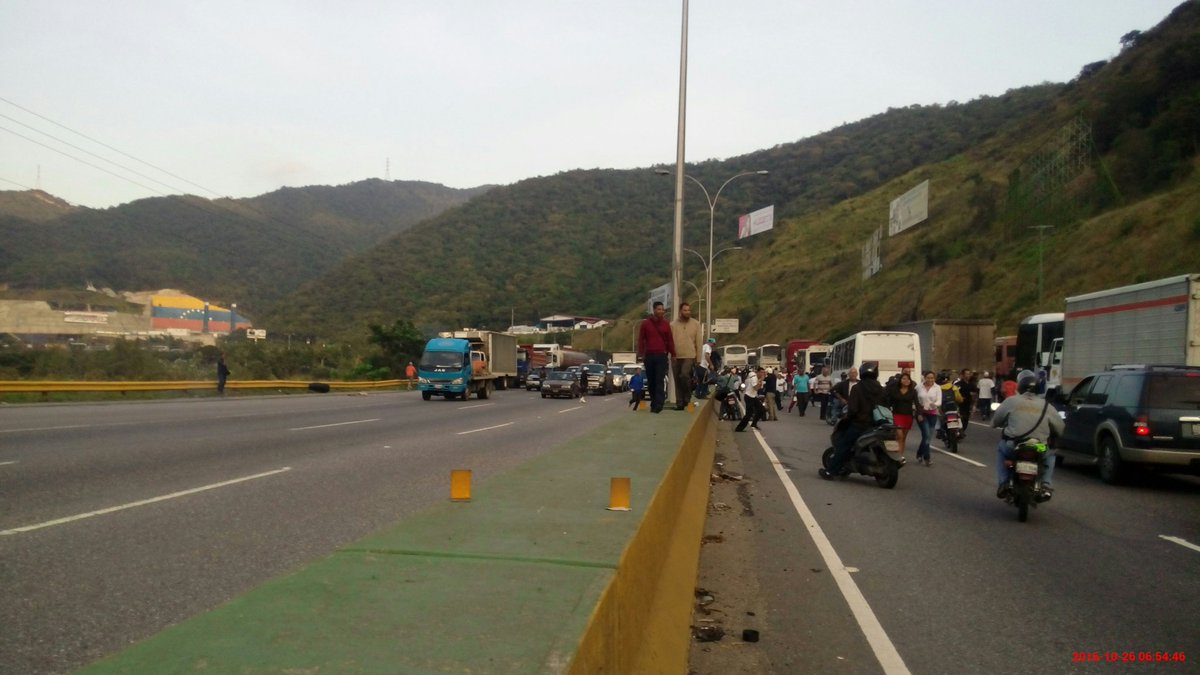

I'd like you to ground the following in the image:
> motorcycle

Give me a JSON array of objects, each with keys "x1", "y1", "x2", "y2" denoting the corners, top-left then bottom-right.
[
  {"x1": 821, "y1": 416, "x2": 904, "y2": 489},
  {"x1": 717, "y1": 386, "x2": 740, "y2": 421},
  {"x1": 1000, "y1": 438, "x2": 1051, "y2": 522},
  {"x1": 937, "y1": 402, "x2": 964, "y2": 453}
]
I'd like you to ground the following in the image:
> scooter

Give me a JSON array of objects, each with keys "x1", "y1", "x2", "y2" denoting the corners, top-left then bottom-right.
[
  {"x1": 821, "y1": 416, "x2": 904, "y2": 489},
  {"x1": 938, "y1": 402, "x2": 964, "y2": 453},
  {"x1": 999, "y1": 438, "x2": 1051, "y2": 522},
  {"x1": 717, "y1": 386, "x2": 740, "y2": 421}
]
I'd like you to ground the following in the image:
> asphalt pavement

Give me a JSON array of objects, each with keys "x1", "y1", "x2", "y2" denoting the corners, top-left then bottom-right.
[{"x1": 691, "y1": 402, "x2": 1200, "y2": 674}]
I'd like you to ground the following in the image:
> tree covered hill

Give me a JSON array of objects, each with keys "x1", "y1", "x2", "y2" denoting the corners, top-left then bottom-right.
[
  {"x1": 0, "y1": 179, "x2": 489, "y2": 315},
  {"x1": 272, "y1": 1, "x2": 1200, "y2": 347}
]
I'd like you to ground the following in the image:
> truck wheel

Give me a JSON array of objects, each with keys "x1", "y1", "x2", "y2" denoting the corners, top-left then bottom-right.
[
  {"x1": 422, "y1": 391, "x2": 432, "y2": 401},
  {"x1": 460, "y1": 389, "x2": 470, "y2": 401},
  {"x1": 479, "y1": 381, "x2": 491, "y2": 399}
]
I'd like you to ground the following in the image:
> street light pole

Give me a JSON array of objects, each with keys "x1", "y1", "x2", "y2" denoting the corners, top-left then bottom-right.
[{"x1": 658, "y1": 169, "x2": 767, "y2": 341}]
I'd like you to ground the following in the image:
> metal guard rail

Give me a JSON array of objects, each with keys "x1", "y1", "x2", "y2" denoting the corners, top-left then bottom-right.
[{"x1": 0, "y1": 380, "x2": 410, "y2": 393}]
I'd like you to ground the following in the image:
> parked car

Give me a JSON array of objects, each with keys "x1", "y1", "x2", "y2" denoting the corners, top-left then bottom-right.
[
  {"x1": 541, "y1": 371, "x2": 581, "y2": 399},
  {"x1": 1056, "y1": 364, "x2": 1200, "y2": 484},
  {"x1": 525, "y1": 371, "x2": 543, "y2": 391},
  {"x1": 581, "y1": 362, "x2": 614, "y2": 395}
]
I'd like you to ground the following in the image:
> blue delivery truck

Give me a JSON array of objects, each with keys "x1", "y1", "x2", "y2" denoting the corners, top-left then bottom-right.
[{"x1": 418, "y1": 330, "x2": 519, "y2": 401}]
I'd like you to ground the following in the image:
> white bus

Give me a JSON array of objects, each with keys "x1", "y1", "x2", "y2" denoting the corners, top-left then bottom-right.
[
  {"x1": 720, "y1": 344, "x2": 749, "y2": 368},
  {"x1": 757, "y1": 343, "x2": 783, "y2": 370},
  {"x1": 797, "y1": 343, "x2": 832, "y2": 375},
  {"x1": 827, "y1": 331, "x2": 921, "y2": 382}
]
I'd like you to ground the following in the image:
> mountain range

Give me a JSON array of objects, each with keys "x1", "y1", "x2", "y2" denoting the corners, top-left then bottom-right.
[{"x1": 2, "y1": 0, "x2": 1197, "y2": 348}]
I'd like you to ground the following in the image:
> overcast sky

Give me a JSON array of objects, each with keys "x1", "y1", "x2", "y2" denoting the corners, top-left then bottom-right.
[{"x1": 0, "y1": 1, "x2": 1183, "y2": 209}]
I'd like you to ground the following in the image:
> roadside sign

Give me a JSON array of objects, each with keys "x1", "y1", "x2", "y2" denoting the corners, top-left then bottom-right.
[{"x1": 712, "y1": 319, "x2": 739, "y2": 334}]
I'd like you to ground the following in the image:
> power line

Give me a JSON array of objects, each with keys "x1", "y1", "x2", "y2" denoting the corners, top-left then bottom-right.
[
  {"x1": 0, "y1": 124, "x2": 168, "y2": 196},
  {"x1": 0, "y1": 175, "x2": 37, "y2": 190},
  {"x1": 0, "y1": 113, "x2": 193, "y2": 196},
  {"x1": 0, "y1": 95, "x2": 226, "y2": 199}
]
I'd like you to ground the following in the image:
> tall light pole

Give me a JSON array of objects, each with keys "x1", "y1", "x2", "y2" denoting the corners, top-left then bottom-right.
[
  {"x1": 1028, "y1": 225, "x2": 1055, "y2": 304},
  {"x1": 658, "y1": 169, "x2": 767, "y2": 341}
]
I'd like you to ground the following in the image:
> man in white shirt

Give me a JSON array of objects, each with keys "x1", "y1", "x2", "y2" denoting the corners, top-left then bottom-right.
[{"x1": 735, "y1": 367, "x2": 766, "y2": 432}]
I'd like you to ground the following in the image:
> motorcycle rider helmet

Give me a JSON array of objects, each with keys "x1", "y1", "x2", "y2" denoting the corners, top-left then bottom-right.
[
  {"x1": 1017, "y1": 369, "x2": 1038, "y2": 394},
  {"x1": 859, "y1": 361, "x2": 880, "y2": 380},
  {"x1": 935, "y1": 371, "x2": 949, "y2": 385}
]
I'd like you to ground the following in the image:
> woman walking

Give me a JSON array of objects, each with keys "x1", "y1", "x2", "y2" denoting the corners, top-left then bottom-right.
[
  {"x1": 915, "y1": 371, "x2": 942, "y2": 466},
  {"x1": 886, "y1": 372, "x2": 918, "y2": 464}
]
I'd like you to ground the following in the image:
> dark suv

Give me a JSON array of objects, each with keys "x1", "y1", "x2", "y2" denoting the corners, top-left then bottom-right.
[{"x1": 1057, "y1": 365, "x2": 1200, "y2": 483}]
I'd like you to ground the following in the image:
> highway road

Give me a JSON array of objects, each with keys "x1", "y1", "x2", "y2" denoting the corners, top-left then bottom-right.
[
  {"x1": 692, "y1": 406, "x2": 1200, "y2": 674},
  {"x1": 0, "y1": 388, "x2": 631, "y2": 675}
]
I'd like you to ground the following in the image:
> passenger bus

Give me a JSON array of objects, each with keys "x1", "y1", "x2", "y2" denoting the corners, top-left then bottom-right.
[
  {"x1": 757, "y1": 343, "x2": 783, "y2": 370},
  {"x1": 827, "y1": 331, "x2": 921, "y2": 382},
  {"x1": 1015, "y1": 313, "x2": 1064, "y2": 373},
  {"x1": 719, "y1": 344, "x2": 749, "y2": 368}
]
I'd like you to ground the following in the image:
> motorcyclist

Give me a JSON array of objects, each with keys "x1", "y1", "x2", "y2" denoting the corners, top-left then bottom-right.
[
  {"x1": 819, "y1": 361, "x2": 885, "y2": 480},
  {"x1": 991, "y1": 370, "x2": 1064, "y2": 501}
]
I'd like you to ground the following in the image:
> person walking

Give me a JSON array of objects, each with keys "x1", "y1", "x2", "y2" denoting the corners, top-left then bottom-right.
[
  {"x1": 762, "y1": 368, "x2": 779, "y2": 421},
  {"x1": 216, "y1": 353, "x2": 230, "y2": 395},
  {"x1": 811, "y1": 366, "x2": 833, "y2": 420},
  {"x1": 405, "y1": 361, "x2": 417, "y2": 389},
  {"x1": 976, "y1": 371, "x2": 996, "y2": 420},
  {"x1": 830, "y1": 368, "x2": 859, "y2": 423},
  {"x1": 637, "y1": 301, "x2": 675, "y2": 413},
  {"x1": 915, "y1": 371, "x2": 942, "y2": 466},
  {"x1": 790, "y1": 369, "x2": 810, "y2": 415},
  {"x1": 670, "y1": 302, "x2": 703, "y2": 410},
  {"x1": 579, "y1": 367, "x2": 589, "y2": 403},
  {"x1": 735, "y1": 366, "x2": 765, "y2": 432},
  {"x1": 885, "y1": 371, "x2": 918, "y2": 464},
  {"x1": 628, "y1": 370, "x2": 645, "y2": 410},
  {"x1": 955, "y1": 368, "x2": 977, "y2": 432}
]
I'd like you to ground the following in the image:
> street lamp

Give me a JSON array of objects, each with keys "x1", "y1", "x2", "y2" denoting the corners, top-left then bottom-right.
[{"x1": 660, "y1": 168, "x2": 766, "y2": 340}]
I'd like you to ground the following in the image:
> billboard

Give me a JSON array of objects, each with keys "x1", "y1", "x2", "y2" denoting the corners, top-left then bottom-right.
[
  {"x1": 712, "y1": 318, "x2": 739, "y2": 334},
  {"x1": 646, "y1": 281, "x2": 672, "y2": 314},
  {"x1": 737, "y1": 205, "x2": 775, "y2": 239},
  {"x1": 862, "y1": 226, "x2": 882, "y2": 280},
  {"x1": 888, "y1": 180, "x2": 929, "y2": 236}
]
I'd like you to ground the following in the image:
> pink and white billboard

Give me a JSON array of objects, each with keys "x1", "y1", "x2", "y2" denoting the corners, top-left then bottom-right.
[{"x1": 737, "y1": 205, "x2": 774, "y2": 239}]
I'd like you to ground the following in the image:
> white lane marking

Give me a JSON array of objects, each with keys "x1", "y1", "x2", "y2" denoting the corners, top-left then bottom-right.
[
  {"x1": 557, "y1": 406, "x2": 584, "y2": 414},
  {"x1": 1159, "y1": 535, "x2": 1200, "y2": 554},
  {"x1": 458, "y1": 403, "x2": 493, "y2": 410},
  {"x1": 289, "y1": 418, "x2": 380, "y2": 431},
  {"x1": 456, "y1": 422, "x2": 514, "y2": 435},
  {"x1": 753, "y1": 430, "x2": 911, "y2": 675},
  {"x1": 0, "y1": 422, "x2": 138, "y2": 434},
  {"x1": 0, "y1": 467, "x2": 292, "y2": 536},
  {"x1": 933, "y1": 447, "x2": 986, "y2": 467},
  {"x1": 0, "y1": 460, "x2": 17, "y2": 466}
]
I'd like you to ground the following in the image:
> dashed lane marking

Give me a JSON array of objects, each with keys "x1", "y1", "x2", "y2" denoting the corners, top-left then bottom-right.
[
  {"x1": 289, "y1": 418, "x2": 380, "y2": 431},
  {"x1": 456, "y1": 422, "x2": 514, "y2": 435},
  {"x1": 1, "y1": 467, "x2": 293, "y2": 536},
  {"x1": 1159, "y1": 535, "x2": 1200, "y2": 554}
]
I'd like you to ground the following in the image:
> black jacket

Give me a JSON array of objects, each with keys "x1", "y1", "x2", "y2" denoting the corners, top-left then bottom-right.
[{"x1": 847, "y1": 378, "x2": 885, "y2": 427}]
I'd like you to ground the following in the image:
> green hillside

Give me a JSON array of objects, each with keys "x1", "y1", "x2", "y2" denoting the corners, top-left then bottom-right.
[
  {"x1": 0, "y1": 179, "x2": 489, "y2": 316},
  {"x1": 270, "y1": 1, "x2": 1200, "y2": 346}
]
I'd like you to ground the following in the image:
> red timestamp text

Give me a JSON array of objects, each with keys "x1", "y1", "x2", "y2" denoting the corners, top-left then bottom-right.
[{"x1": 1072, "y1": 652, "x2": 1187, "y2": 664}]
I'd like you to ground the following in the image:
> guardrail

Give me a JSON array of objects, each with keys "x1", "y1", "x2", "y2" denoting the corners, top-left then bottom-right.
[{"x1": 0, "y1": 379, "x2": 412, "y2": 393}]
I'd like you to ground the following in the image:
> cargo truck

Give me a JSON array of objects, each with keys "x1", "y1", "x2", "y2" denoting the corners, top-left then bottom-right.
[
  {"x1": 418, "y1": 330, "x2": 519, "y2": 401},
  {"x1": 886, "y1": 319, "x2": 995, "y2": 376},
  {"x1": 1053, "y1": 274, "x2": 1200, "y2": 396},
  {"x1": 531, "y1": 343, "x2": 589, "y2": 370}
]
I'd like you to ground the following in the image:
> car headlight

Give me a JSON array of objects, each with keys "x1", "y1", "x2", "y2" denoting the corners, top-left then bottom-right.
[
  {"x1": 418, "y1": 377, "x2": 430, "y2": 384},
  {"x1": 451, "y1": 377, "x2": 464, "y2": 385}
]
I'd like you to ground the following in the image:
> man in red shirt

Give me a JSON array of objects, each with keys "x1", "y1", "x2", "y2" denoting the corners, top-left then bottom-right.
[{"x1": 637, "y1": 301, "x2": 676, "y2": 413}]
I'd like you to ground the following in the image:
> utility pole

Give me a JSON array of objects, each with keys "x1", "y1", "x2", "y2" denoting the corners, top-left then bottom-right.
[{"x1": 1028, "y1": 225, "x2": 1055, "y2": 304}]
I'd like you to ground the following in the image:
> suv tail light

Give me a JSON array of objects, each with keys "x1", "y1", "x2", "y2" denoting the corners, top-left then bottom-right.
[{"x1": 1134, "y1": 415, "x2": 1151, "y2": 437}]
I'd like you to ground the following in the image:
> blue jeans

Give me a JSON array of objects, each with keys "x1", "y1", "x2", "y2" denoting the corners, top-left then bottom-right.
[
  {"x1": 829, "y1": 423, "x2": 867, "y2": 475},
  {"x1": 995, "y1": 439, "x2": 1057, "y2": 487},
  {"x1": 643, "y1": 353, "x2": 669, "y2": 411},
  {"x1": 916, "y1": 414, "x2": 937, "y2": 461}
]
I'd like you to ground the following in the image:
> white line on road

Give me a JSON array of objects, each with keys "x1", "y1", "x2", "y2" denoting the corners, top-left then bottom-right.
[
  {"x1": 1159, "y1": 535, "x2": 1200, "y2": 553},
  {"x1": 0, "y1": 422, "x2": 138, "y2": 434},
  {"x1": 753, "y1": 430, "x2": 911, "y2": 675},
  {"x1": 289, "y1": 418, "x2": 380, "y2": 431},
  {"x1": 458, "y1": 403, "x2": 493, "y2": 410},
  {"x1": 933, "y1": 447, "x2": 987, "y2": 467},
  {"x1": 456, "y1": 422, "x2": 514, "y2": 435},
  {"x1": 0, "y1": 467, "x2": 293, "y2": 536},
  {"x1": 0, "y1": 460, "x2": 16, "y2": 466},
  {"x1": 556, "y1": 406, "x2": 584, "y2": 414}
]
